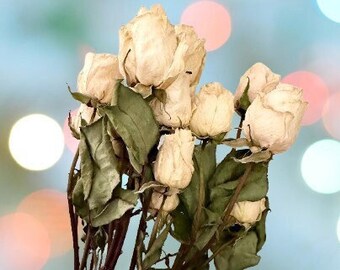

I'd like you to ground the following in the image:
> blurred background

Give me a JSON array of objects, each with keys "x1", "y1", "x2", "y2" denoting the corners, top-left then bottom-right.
[{"x1": 0, "y1": 0, "x2": 340, "y2": 269}]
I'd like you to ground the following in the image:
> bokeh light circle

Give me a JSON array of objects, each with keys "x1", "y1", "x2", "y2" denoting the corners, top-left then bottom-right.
[
  {"x1": 63, "y1": 110, "x2": 79, "y2": 154},
  {"x1": 317, "y1": 0, "x2": 340, "y2": 23},
  {"x1": 0, "y1": 213, "x2": 50, "y2": 270},
  {"x1": 181, "y1": 1, "x2": 232, "y2": 51},
  {"x1": 9, "y1": 114, "x2": 64, "y2": 170},
  {"x1": 17, "y1": 189, "x2": 73, "y2": 257},
  {"x1": 282, "y1": 71, "x2": 329, "y2": 125},
  {"x1": 301, "y1": 139, "x2": 340, "y2": 194},
  {"x1": 322, "y1": 92, "x2": 340, "y2": 140}
]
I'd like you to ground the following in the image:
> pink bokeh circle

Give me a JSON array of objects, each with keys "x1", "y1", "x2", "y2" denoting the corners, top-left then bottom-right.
[
  {"x1": 181, "y1": 1, "x2": 232, "y2": 51},
  {"x1": 17, "y1": 189, "x2": 73, "y2": 257},
  {"x1": 282, "y1": 71, "x2": 329, "y2": 125},
  {"x1": 0, "y1": 213, "x2": 51, "y2": 270},
  {"x1": 322, "y1": 91, "x2": 340, "y2": 140}
]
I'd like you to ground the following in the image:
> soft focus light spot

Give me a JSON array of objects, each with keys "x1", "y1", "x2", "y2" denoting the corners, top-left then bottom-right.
[
  {"x1": 0, "y1": 213, "x2": 50, "y2": 270},
  {"x1": 17, "y1": 189, "x2": 72, "y2": 257},
  {"x1": 322, "y1": 92, "x2": 340, "y2": 140},
  {"x1": 181, "y1": 1, "x2": 231, "y2": 51},
  {"x1": 317, "y1": 0, "x2": 340, "y2": 23},
  {"x1": 9, "y1": 114, "x2": 64, "y2": 170},
  {"x1": 282, "y1": 71, "x2": 329, "y2": 125},
  {"x1": 63, "y1": 110, "x2": 79, "y2": 154},
  {"x1": 301, "y1": 139, "x2": 340, "y2": 194}
]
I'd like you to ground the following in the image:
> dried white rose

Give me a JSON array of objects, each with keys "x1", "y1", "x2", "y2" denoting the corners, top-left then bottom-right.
[
  {"x1": 77, "y1": 52, "x2": 123, "y2": 104},
  {"x1": 149, "y1": 73, "x2": 193, "y2": 128},
  {"x1": 243, "y1": 83, "x2": 307, "y2": 154},
  {"x1": 190, "y1": 82, "x2": 234, "y2": 137},
  {"x1": 230, "y1": 198, "x2": 266, "y2": 229},
  {"x1": 234, "y1": 63, "x2": 280, "y2": 105},
  {"x1": 72, "y1": 104, "x2": 100, "y2": 134},
  {"x1": 118, "y1": 5, "x2": 205, "y2": 89},
  {"x1": 149, "y1": 188, "x2": 179, "y2": 212},
  {"x1": 174, "y1": 24, "x2": 205, "y2": 89},
  {"x1": 154, "y1": 129, "x2": 195, "y2": 189}
]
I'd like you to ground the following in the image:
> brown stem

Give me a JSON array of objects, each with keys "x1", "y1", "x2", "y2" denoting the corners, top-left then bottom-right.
[
  {"x1": 67, "y1": 148, "x2": 80, "y2": 270},
  {"x1": 147, "y1": 194, "x2": 167, "y2": 252},
  {"x1": 181, "y1": 163, "x2": 254, "y2": 270},
  {"x1": 236, "y1": 115, "x2": 244, "y2": 139},
  {"x1": 79, "y1": 226, "x2": 92, "y2": 270},
  {"x1": 129, "y1": 192, "x2": 152, "y2": 270},
  {"x1": 107, "y1": 221, "x2": 117, "y2": 253},
  {"x1": 171, "y1": 244, "x2": 190, "y2": 270},
  {"x1": 108, "y1": 210, "x2": 133, "y2": 269}
]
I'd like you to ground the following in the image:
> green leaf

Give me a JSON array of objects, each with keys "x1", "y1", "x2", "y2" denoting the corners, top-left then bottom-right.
[
  {"x1": 254, "y1": 198, "x2": 269, "y2": 252},
  {"x1": 213, "y1": 232, "x2": 261, "y2": 270},
  {"x1": 91, "y1": 189, "x2": 138, "y2": 227},
  {"x1": 180, "y1": 143, "x2": 216, "y2": 219},
  {"x1": 81, "y1": 118, "x2": 121, "y2": 210},
  {"x1": 221, "y1": 138, "x2": 250, "y2": 148},
  {"x1": 94, "y1": 227, "x2": 108, "y2": 251},
  {"x1": 136, "y1": 181, "x2": 165, "y2": 194},
  {"x1": 78, "y1": 132, "x2": 94, "y2": 200},
  {"x1": 194, "y1": 208, "x2": 221, "y2": 250},
  {"x1": 102, "y1": 83, "x2": 159, "y2": 173},
  {"x1": 238, "y1": 77, "x2": 251, "y2": 111},
  {"x1": 208, "y1": 150, "x2": 268, "y2": 214},
  {"x1": 233, "y1": 149, "x2": 272, "y2": 163},
  {"x1": 185, "y1": 249, "x2": 209, "y2": 270},
  {"x1": 72, "y1": 178, "x2": 89, "y2": 219},
  {"x1": 142, "y1": 224, "x2": 170, "y2": 269},
  {"x1": 67, "y1": 85, "x2": 94, "y2": 106},
  {"x1": 171, "y1": 202, "x2": 192, "y2": 244},
  {"x1": 237, "y1": 163, "x2": 268, "y2": 202}
]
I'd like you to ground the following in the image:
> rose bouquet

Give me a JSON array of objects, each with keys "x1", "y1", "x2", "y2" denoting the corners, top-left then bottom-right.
[{"x1": 67, "y1": 5, "x2": 307, "y2": 270}]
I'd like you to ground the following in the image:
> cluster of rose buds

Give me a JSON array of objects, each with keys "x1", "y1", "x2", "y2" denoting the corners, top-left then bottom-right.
[{"x1": 72, "y1": 4, "x2": 306, "y2": 235}]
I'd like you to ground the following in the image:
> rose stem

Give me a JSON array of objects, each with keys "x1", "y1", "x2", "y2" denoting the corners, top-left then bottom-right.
[
  {"x1": 236, "y1": 115, "x2": 244, "y2": 139},
  {"x1": 107, "y1": 210, "x2": 133, "y2": 269},
  {"x1": 129, "y1": 191, "x2": 152, "y2": 270},
  {"x1": 79, "y1": 226, "x2": 92, "y2": 270},
  {"x1": 67, "y1": 147, "x2": 80, "y2": 270}
]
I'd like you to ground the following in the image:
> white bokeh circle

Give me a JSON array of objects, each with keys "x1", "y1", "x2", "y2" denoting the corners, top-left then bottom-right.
[
  {"x1": 301, "y1": 139, "x2": 340, "y2": 194},
  {"x1": 9, "y1": 114, "x2": 64, "y2": 171}
]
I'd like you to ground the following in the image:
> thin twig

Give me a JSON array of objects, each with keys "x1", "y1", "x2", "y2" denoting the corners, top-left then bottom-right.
[
  {"x1": 147, "y1": 194, "x2": 166, "y2": 252},
  {"x1": 79, "y1": 226, "x2": 92, "y2": 270},
  {"x1": 236, "y1": 115, "x2": 244, "y2": 139},
  {"x1": 201, "y1": 236, "x2": 239, "y2": 268},
  {"x1": 67, "y1": 148, "x2": 80, "y2": 270},
  {"x1": 129, "y1": 192, "x2": 152, "y2": 270},
  {"x1": 108, "y1": 210, "x2": 133, "y2": 269}
]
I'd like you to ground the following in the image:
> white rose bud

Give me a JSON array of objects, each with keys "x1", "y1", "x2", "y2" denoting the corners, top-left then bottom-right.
[
  {"x1": 118, "y1": 5, "x2": 205, "y2": 90},
  {"x1": 243, "y1": 83, "x2": 307, "y2": 154},
  {"x1": 149, "y1": 73, "x2": 193, "y2": 128},
  {"x1": 118, "y1": 5, "x2": 177, "y2": 87},
  {"x1": 72, "y1": 104, "x2": 100, "y2": 134},
  {"x1": 230, "y1": 198, "x2": 266, "y2": 229},
  {"x1": 234, "y1": 63, "x2": 280, "y2": 104},
  {"x1": 154, "y1": 129, "x2": 195, "y2": 189},
  {"x1": 190, "y1": 82, "x2": 234, "y2": 137},
  {"x1": 78, "y1": 52, "x2": 123, "y2": 104},
  {"x1": 149, "y1": 188, "x2": 179, "y2": 212}
]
